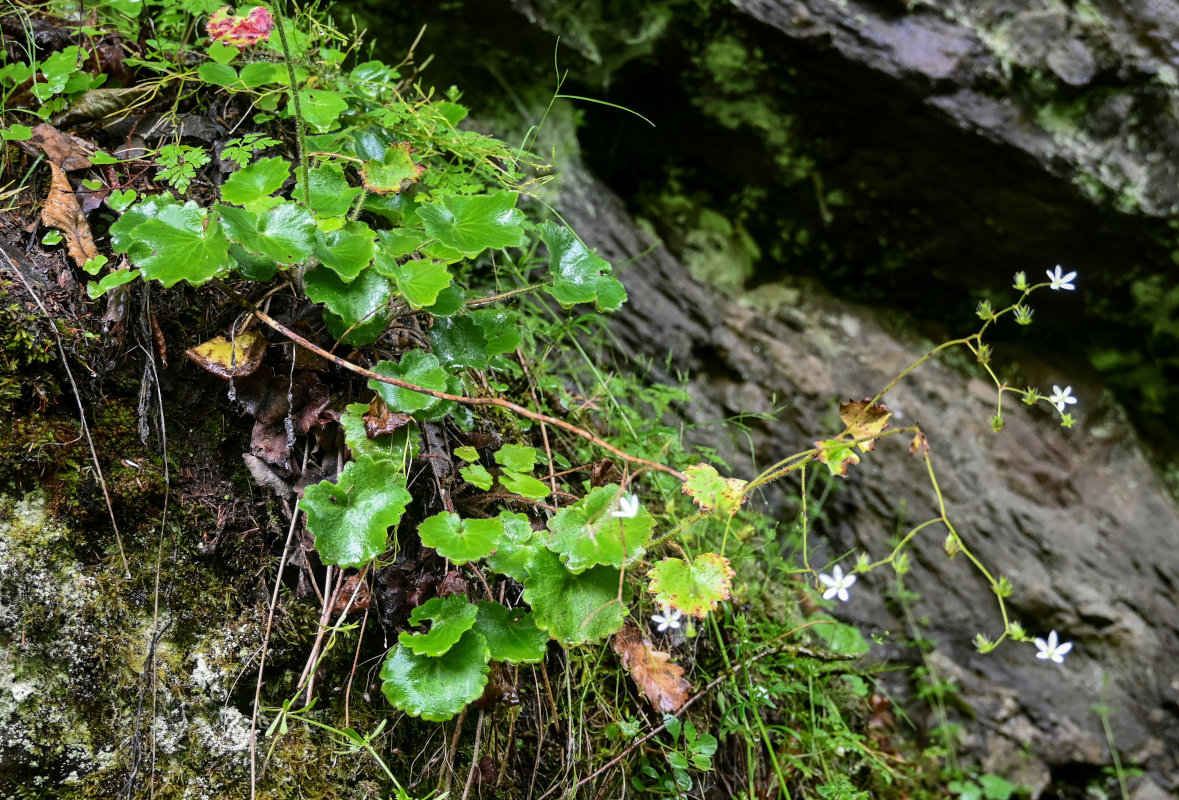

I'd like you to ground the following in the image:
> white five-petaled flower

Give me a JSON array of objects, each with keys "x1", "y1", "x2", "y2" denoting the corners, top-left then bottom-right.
[
  {"x1": 1046, "y1": 265, "x2": 1077, "y2": 291},
  {"x1": 1034, "y1": 630, "x2": 1073, "y2": 664},
  {"x1": 652, "y1": 605, "x2": 682, "y2": 633},
  {"x1": 819, "y1": 565, "x2": 857, "y2": 602},
  {"x1": 1047, "y1": 384, "x2": 1078, "y2": 413},
  {"x1": 612, "y1": 493, "x2": 640, "y2": 519}
]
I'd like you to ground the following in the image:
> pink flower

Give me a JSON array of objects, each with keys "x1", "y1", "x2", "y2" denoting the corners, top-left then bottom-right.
[{"x1": 207, "y1": 6, "x2": 274, "y2": 48}]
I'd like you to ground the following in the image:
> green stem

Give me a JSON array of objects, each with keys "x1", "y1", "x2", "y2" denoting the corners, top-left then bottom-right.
[{"x1": 272, "y1": 2, "x2": 309, "y2": 206}]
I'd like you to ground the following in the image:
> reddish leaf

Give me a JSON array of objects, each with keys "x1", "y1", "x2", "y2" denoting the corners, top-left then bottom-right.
[
  {"x1": 612, "y1": 625, "x2": 690, "y2": 713},
  {"x1": 207, "y1": 6, "x2": 274, "y2": 48}
]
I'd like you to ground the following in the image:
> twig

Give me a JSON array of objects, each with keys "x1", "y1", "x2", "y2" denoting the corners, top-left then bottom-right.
[
  {"x1": 460, "y1": 710, "x2": 485, "y2": 800},
  {"x1": 1, "y1": 247, "x2": 130, "y2": 576},
  {"x1": 212, "y1": 280, "x2": 686, "y2": 481}
]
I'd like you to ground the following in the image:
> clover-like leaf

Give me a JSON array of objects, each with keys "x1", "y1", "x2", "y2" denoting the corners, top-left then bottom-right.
[
  {"x1": 220, "y1": 156, "x2": 289, "y2": 205},
  {"x1": 682, "y1": 463, "x2": 747, "y2": 518},
  {"x1": 380, "y1": 630, "x2": 490, "y2": 721},
  {"x1": 362, "y1": 142, "x2": 426, "y2": 194},
  {"x1": 314, "y1": 221, "x2": 375, "y2": 281},
  {"x1": 815, "y1": 438, "x2": 860, "y2": 477},
  {"x1": 304, "y1": 266, "x2": 393, "y2": 344},
  {"x1": 429, "y1": 315, "x2": 489, "y2": 371},
  {"x1": 838, "y1": 399, "x2": 892, "y2": 453},
  {"x1": 417, "y1": 191, "x2": 526, "y2": 256},
  {"x1": 339, "y1": 402, "x2": 418, "y2": 462},
  {"x1": 398, "y1": 595, "x2": 479, "y2": 656},
  {"x1": 295, "y1": 162, "x2": 363, "y2": 218},
  {"x1": 647, "y1": 553, "x2": 735, "y2": 619},
  {"x1": 523, "y1": 549, "x2": 630, "y2": 646},
  {"x1": 473, "y1": 601, "x2": 549, "y2": 664},
  {"x1": 119, "y1": 200, "x2": 232, "y2": 287},
  {"x1": 485, "y1": 512, "x2": 540, "y2": 582},
  {"x1": 218, "y1": 200, "x2": 314, "y2": 264},
  {"x1": 372, "y1": 242, "x2": 453, "y2": 308},
  {"x1": 418, "y1": 511, "x2": 503, "y2": 565},
  {"x1": 540, "y1": 221, "x2": 627, "y2": 312},
  {"x1": 368, "y1": 350, "x2": 448, "y2": 416},
  {"x1": 298, "y1": 456, "x2": 411, "y2": 568},
  {"x1": 547, "y1": 485, "x2": 655, "y2": 573}
]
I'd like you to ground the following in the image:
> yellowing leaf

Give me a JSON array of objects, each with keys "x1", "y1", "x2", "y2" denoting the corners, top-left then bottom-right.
[
  {"x1": 647, "y1": 553, "x2": 734, "y2": 619},
  {"x1": 612, "y1": 625, "x2": 690, "y2": 712},
  {"x1": 815, "y1": 439, "x2": 860, "y2": 477},
  {"x1": 838, "y1": 399, "x2": 892, "y2": 453},
  {"x1": 681, "y1": 463, "x2": 746, "y2": 517},
  {"x1": 184, "y1": 330, "x2": 267, "y2": 378}
]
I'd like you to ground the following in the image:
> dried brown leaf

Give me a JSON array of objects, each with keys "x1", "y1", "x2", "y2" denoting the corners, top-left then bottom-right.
[
  {"x1": 185, "y1": 330, "x2": 268, "y2": 378},
  {"x1": 612, "y1": 625, "x2": 690, "y2": 713},
  {"x1": 363, "y1": 396, "x2": 411, "y2": 438},
  {"x1": 838, "y1": 398, "x2": 892, "y2": 452}
]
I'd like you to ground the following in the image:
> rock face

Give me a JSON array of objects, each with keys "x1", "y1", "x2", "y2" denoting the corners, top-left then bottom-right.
[
  {"x1": 734, "y1": 0, "x2": 1179, "y2": 217},
  {"x1": 553, "y1": 152, "x2": 1179, "y2": 794}
]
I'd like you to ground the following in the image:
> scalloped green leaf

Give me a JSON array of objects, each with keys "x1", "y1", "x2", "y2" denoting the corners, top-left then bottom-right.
[
  {"x1": 120, "y1": 200, "x2": 232, "y2": 287},
  {"x1": 220, "y1": 156, "x2": 289, "y2": 205},
  {"x1": 372, "y1": 243, "x2": 453, "y2": 308},
  {"x1": 380, "y1": 630, "x2": 490, "y2": 721},
  {"x1": 417, "y1": 191, "x2": 525, "y2": 256},
  {"x1": 296, "y1": 162, "x2": 363, "y2": 218},
  {"x1": 460, "y1": 464, "x2": 493, "y2": 490},
  {"x1": 425, "y1": 286, "x2": 466, "y2": 316},
  {"x1": 297, "y1": 89, "x2": 348, "y2": 132},
  {"x1": 682, "y1": 463, "x2": 747, "y2": 518},
  {"x1": 239, "y1": 60, "x2": 287, "y2": 88},
  {"x1": 473, "y1": 601, "x2": 548, "y2": 664},
  {"x1": 369, "y1": 350, "x2": 448, "y2": 416},
  {"x1": 472, "y1": 308, "x2": 522, "y2": 356},
  {"x1": 376, "y1": 228, "x2": 429, "y2": 258},
  {"x1": 198, "y1": 62, "x2": 237, "y2": 86},
  {"x1": 418, "y1": 511, "x2": 503, "y2": 565},
  {"x1": 314, "y1": 221, "x2": 375, "y2": 281},
  {"x1": 229, "y1": 243, "x2": 279, "y2": 281},
  {"x1": 546, "y1": 485, "x2": 654, "y2": 573},
  {"x1": 298, "y1": 456, "x2": 411, "y2": 568},
  {"x1": 305, "y1": 266, "x2": 393, "y2": 342},
  {"x1": 485, "y1": 512, "x2": 540, "y2": 582},
  {"x1": 429, "y1": 315, "x2": 489, "y2": 371},
  {"x1": 647, "y1": 553, "x2": 735, "y2": 619},
  {"x1": 540, "y1": 221, "x2": 627, "y2": 312},
  {"x1": 399, "y1": 595, "x2": 479, "y2": 656},
  {"x1": 218, "y1": 200, "x2": 315, "y2": 264},
  {"x1": 86, "y1": 268, "x2": 140, "y2": 299},
  {"x1": 340, "y1": 402, "x2": 418, "y2": 462},
  {"x1": 362, "y1": 142, "x2": 425, "y2": 194},
  {"x1": 494, "y1": 444, "x2": 536, "y2": 473},
  {"x1": 523, "y1": 549, "x2": 629, "y2": 646}
]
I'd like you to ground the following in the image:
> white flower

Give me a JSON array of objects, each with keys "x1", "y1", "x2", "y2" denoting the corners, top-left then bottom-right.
[
  {"x1": 818, "y1": 565, "x2": 856, "y2": 602},
  {"x1": 1047, "y1": 384, "x2": 1077, "y2": 413},
  {"x1": 651, "y1": 605, "x2": 682, "y2": 633},
  {"x1": 1046, "y1": 265, "x2": 1077, "y2": 291},
  {"x1": 1034, "y1": 630, "x2": 1073, "y2": 664},
  {"x1": 611, "y1": 493, "x2": 640, "y2": 519}
]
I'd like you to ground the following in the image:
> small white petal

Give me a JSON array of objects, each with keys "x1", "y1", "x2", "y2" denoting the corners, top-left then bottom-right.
[{"x1": 612, "y1": 494, "x2": 640, "y2": 518}]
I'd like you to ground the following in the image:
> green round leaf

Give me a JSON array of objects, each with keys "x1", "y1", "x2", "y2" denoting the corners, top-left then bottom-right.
[
  {"x1": 298, "y1": 456, "x2": 411, "y2": 568},
  {"x1": 305, "y1": 266, "x2": 393, "y2": 340},
  {"x1": 500, "y1": 471, "x2": 550, "y2": 502},
  {"x1": 681, "y1": 463, "x2": 747, "y2": 517},
  {"x1": 297, "y1": 89, "x2": 349, "y2": 132},
  {"x1": 368, "y1": 350, "x2": 448, "y2": 415},
  {"x1": 362, "y1": 142, "x2": 426, "y2": 194},
  {"x1": 494, "y1": 444, "x2": 536, "y2": 473},
  {"x1": 546, "y1": 485, "x2": 654, "y2": 573},
  {"x1": 295, "y1": 161, "x2": 362, "y2": 217},
  {"x1": 380, "y1": 630, "x2": 490, "y2": 721},
  {"x1": 429, "y1": 315, "x2": 489, "y2": 371},
  {"x1": 218, "y1": 200, "x2": 314, "y2": 264},
  {"x1": 485, "y1": 512, "x2": 540, "y2": 582},
  {"x1": 540, "y1": 220, "x2": 627, "y2": 312},
  {"x1": 314, "y1": 220, "x2": 376, "y2": 281},
  {"x1": 473, "y1": 601, "x2": 548, "y2": 664},
  {"x1": 239, "y1": 61, "x2": 287, "y2": 88},
  {"x1": 460, "y1": 464, "x2": 493, "y2": 491},
  {"x1": 522, "y1": 549, "x2": 629, "y2": 646},
  {"x1": 220, "y1": 156, "x2": 290, "y2": 206},
  {"x1": 121, "y1": 200, "x2": 232, "y2": 287},
  {"x1": 417, "y1": 191, "x2": 526, "y2": 256},
  {"x1": 372, "y1": 242, "x2": 453, "y2": 308},
  {"x1": 418, "y1": 511, "x2": 502, "y2": 565},
  {"x1": 198, "y1": 62, "x2": 238, "y2": 86},
  {"x1": 647, "y1": 553, "x2": 735, "y2": 619},
  {"x1": 472, "y1": 308, "x2": 522, "y2": 355},
  {"x1": 399, "y1": 595, "x2": 479, "y2": 656}
]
